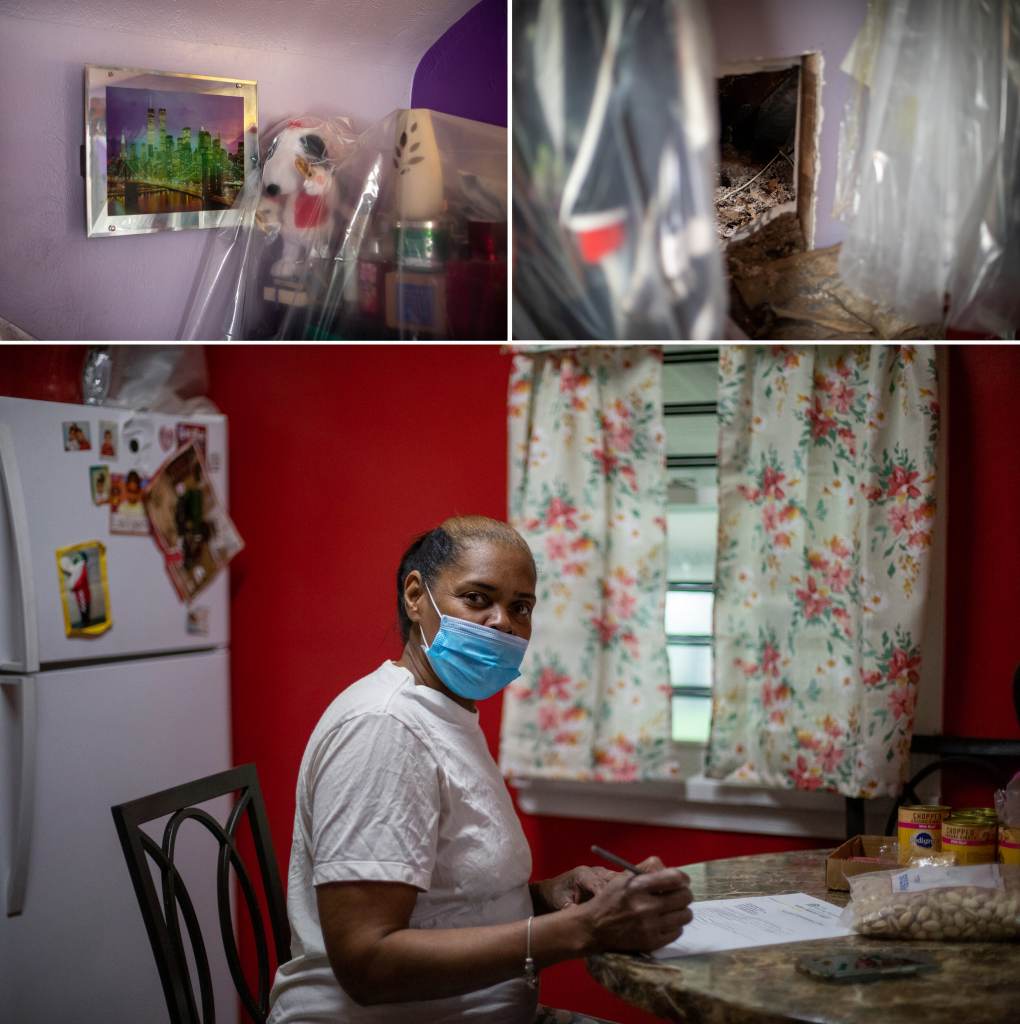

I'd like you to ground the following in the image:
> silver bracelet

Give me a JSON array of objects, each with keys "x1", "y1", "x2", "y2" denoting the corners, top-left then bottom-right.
[{"x1": 524, "y1": 914, "x2": 537, "y2": 987}]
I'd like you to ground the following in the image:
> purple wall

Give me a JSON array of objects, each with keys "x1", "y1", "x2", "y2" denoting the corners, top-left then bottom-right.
[
  {"x1": 708, "y1": 0, "x2": 867, "y2": 250},
  {"x1": 0, "y1": 2, "x2": 481, "y2": 341},
  {"x1": 411, "y1": 0, "x2": 507, "y2": 127}
]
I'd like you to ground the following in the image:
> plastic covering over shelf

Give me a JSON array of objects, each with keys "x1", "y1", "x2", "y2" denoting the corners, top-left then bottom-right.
[
  {"x1": 835, "y1": 0, "x2": 1020, "y2": 335},
  {"x1": 181, "y1": 110, "x2": 507, "y2": 340},
  {"x1": 512, "y1": 0, "x2": 725, "y2": 340}
]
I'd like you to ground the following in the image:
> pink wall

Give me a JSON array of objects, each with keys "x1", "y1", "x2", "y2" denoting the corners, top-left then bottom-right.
[
  {"x1": 0, "y1": 1, "x2": 477, "y2": 341},
  {"x1": 708, "y1": 0, "x2": 868, "y2": 250}
]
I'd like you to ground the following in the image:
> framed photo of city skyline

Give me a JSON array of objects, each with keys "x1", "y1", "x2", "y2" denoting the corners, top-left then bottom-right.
[{"x1": 84, "y1": 65, "x2": 258, "y2": 238}]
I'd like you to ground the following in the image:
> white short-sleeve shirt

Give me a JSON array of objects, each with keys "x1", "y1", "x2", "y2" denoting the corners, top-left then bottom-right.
[{"x1": 268, "y1": 661, "x2": 537, "y2": 1023}]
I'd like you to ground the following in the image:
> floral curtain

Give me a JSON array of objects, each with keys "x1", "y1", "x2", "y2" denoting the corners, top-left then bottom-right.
[
  {"x1": 499, "y1": 347, "x2": 678, "y2": 782},
  {"x1": 706, "y1": 345, "x2": 941, "y2": 799}
]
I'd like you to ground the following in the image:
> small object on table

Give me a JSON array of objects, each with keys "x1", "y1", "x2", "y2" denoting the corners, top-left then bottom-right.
[
  {"x1": 825, "y1": 835, "x2": 899, "y2": 891},
  {"x1": 796, "y1": 951, "x2": 938, "y2": 983},
  {"x1": 845, "y1": 862, "x2": 1020, "y2": 941}
]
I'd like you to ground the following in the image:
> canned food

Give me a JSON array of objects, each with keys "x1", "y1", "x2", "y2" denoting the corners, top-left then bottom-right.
[
  {"x1": 999, "y1": 826, "x2": 1020, "y2": 866},
  {"x1": 954, "y1": 806, "x2": 998, "y2": 820},
  {"x1": 942, "y1": 816, "x2": 997, "y2": 865},
  {"x1": 898, "y1": 805, "x2": 950, "y2": 864},
  {"x1": 394, "y1": 220, "x2": 450, "y2": 270}
]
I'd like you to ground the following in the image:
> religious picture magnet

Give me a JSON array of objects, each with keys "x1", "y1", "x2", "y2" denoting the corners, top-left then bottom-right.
[
  {"x1": 62, "y1": 421, "x2": 93, "y2": 451},
  {"x1": 144, "y1": 442, "x2": 244, "y2": 601},
  {"x1": 56, "y1": 541, "x2": 112, "y2": 637},
  {"x1": 98, "y1": 420, "x2": 118, "y2": 460},
  {"x1": 109, "y1": 470, "x2": 150, "y2": 535},
  {"x1": 89, "y1": 465, "x2": 111, "y2": 505}
]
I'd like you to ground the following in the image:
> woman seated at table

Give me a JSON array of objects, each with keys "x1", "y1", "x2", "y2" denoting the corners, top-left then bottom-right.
[{"x1": 268, "y1": 515, "x2": 693, "y2": 1023}]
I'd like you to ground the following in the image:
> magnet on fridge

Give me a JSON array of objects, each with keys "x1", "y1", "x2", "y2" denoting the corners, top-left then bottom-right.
[
  {"x1": 99, "y1": 420, "x2": 118, "y2": 460},
  {"x1": 176, "y1": 422, "x2": 208, "y2": 459},
  {"x1": 122, "y1": 417, "x2": 155, "y2": 465},
  {"x1": 145, "y1": 442, "x2": 244, "y2": 601},
  {"x1": 109, "y1": 470, "x2": 151, "y2": 535},
  {"x1": 62, "y1": 421, "x2": 93, "y2": 451},
  {"x1": 89, "y1": 465, "x2": 111, "y2": 505},
  {"x1": 55, "y1": 540, "x2": 112, "y2": 637},
  {"x1": 186, "y1": 607, "x2": 210, "y2": 636}
]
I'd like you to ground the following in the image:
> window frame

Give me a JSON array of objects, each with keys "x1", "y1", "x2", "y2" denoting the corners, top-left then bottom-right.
[{"x1": 663, "y1": 348, "x2": 719, "y2": 744}]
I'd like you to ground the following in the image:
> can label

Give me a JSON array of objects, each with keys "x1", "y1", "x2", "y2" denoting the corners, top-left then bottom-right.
[
  {"x1": 396, "y1": 222, "x2": 449, "y2": 269},
  {"x1": 943, "y1": 819, "x2": 997, "y2": 865},
  {"x1": 999, "y1": 826, "x2": 1020, "y2": 866},
  {"x1": 897, "y1": 805, "x2": 948, "y2": 864}
]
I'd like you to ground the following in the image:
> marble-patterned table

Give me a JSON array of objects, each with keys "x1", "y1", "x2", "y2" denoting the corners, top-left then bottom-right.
[{"x1": 587, "y1": 850, "x2": 1018, "y2": 1023}]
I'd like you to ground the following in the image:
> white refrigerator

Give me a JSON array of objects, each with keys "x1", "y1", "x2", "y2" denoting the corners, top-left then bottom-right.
[{"x1": 0, "y1": 395, "x2": 235, "y2": 1023}]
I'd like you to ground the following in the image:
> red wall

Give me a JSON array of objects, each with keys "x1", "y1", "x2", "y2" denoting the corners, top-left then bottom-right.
[
  {"x1": 939, "y1": 346, "x2": 1020, "y2": 809},
  {"x1": 943, "y1": 346, "x2": 1020, "y2": 736},
  {"x1": 204, "y1": 343, "x2": 514, "y2": 861}
]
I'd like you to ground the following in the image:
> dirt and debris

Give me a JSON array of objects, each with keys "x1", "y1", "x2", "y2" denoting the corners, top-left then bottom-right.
[
  {"x1": 715, "y1": 68, "x2": 799, "y2": 240},
  {"x1": 728, "y1": 240, "x2": 943, "y2": 340},
  {"x1": 715, "y1": 143, "x2": 795, "y2": 240}
]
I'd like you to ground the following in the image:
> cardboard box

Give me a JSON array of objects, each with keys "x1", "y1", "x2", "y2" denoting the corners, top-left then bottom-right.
[{"x1": 826, "y1": 835, "x2": 898, "y2": 891}]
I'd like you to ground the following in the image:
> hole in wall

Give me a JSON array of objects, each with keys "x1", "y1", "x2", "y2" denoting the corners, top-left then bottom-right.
[
  {"x1": 715, "y1": 66, "x2": 799, "y2": 242},
  {"x1": 712, "y1": 53, "x2": 821, "y2": 252}
]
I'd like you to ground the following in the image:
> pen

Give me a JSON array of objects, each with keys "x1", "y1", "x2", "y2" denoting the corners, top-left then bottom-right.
[{"x1": 591, "y1": 844, "x2": 642, "y2": 875}]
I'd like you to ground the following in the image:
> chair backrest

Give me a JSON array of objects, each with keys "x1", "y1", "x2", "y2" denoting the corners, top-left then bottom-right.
[{"x1": 111, "y1": 764, "x2": 291, "y2": 1024}]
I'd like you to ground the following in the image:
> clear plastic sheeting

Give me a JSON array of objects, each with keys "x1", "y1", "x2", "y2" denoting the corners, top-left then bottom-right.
[
  {"x1": 181, "y1": 111, "x2": 507, "y2": 340},
  {"x1": 513, "y1": 0, "x2": 725, "y2": 341},
  {"x1": 835, "y1": 0, "x2": 1020, "y2": 335},
  {"x1": 84, "y1": 346, "x2": 216, "y2": 414}
]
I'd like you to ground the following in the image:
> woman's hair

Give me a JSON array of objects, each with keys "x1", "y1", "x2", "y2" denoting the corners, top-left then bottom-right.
[{"x1": 395, "y1": 515, "x2": 534, "y2": 642}]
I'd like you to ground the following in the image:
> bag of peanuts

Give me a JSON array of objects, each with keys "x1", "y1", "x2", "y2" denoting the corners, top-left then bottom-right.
[{"x1": 843, "y1": 863, "x2": 1020, "y2": 941}]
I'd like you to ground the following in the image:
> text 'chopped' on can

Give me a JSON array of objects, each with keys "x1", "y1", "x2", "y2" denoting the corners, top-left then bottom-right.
[{"x1": 942, "y1": 816, "x2": 998, "y2": 865}]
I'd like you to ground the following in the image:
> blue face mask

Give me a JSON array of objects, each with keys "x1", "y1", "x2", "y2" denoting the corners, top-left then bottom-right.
[{"x1": 419, "y1": 584, "x2": 529, "y2": 701}]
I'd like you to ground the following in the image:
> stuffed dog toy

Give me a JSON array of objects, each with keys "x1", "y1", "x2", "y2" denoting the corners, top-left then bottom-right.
[{"x1": 256, "y1": 120, "x2": 340, "y2": 279}]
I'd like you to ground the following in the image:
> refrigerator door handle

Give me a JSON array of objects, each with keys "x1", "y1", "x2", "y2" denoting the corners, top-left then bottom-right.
[
  {"x1": 0, "y1": 424, "x2": 39, "y2": 673},
  {"x1": 3, "y1": 676, "x2": 37, "y2": 916}
]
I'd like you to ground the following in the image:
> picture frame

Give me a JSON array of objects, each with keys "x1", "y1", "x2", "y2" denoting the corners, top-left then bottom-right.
[
  {"x1": 55, "y1": 540, "x2": 112, "y2": 638},
  {"x1": 84, "y1": 64, "x2": 258, "y2": 238}
]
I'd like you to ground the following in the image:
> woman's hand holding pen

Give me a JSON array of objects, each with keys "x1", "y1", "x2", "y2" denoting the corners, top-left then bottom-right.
[{"x1": 570, "y1": 855, "x2": 694, "y2": 953}]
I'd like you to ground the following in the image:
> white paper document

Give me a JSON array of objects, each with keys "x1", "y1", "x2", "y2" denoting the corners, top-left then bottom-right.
[{"x1": 652, "y1": 892, "x2": 852, "y2": 959}]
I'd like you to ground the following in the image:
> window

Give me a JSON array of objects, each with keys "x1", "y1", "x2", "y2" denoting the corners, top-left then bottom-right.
[
  {"x1": 663, "y1": 347, "x2": 719, "y2": 745},
  {"x1": 514, "y1": 347, "x2": 945, "y2": 840}
]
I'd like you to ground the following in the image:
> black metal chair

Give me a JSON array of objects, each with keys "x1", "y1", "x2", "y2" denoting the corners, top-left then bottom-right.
[
  {"x1": 878, "y1": 732, "x2": 1020, "y2": 836},
  {"x1": 111, "y1": 764, "x2": 291, "y2": 1024}
]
